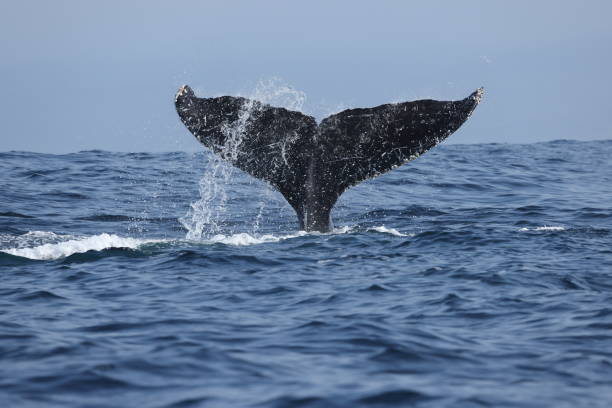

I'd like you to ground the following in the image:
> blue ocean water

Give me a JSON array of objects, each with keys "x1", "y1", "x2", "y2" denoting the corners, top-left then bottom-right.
[{"x1": 1, "y1": 140, "x2": 612, "y2": 407}]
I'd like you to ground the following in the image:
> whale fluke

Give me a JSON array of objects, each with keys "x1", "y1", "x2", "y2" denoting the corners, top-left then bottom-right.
[{"x1": 175, "y1": 86, "x2": 483, "y2": 232}]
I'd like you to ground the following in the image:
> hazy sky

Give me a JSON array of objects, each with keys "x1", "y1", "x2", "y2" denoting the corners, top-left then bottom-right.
[{"x1": 1, "y1": 1, "x2": 611, "y2": 153}]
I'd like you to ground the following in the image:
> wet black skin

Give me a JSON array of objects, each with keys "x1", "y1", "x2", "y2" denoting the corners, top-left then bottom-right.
[{"x1": 175, "y1": 86, "x2": 483, "y2": 232}]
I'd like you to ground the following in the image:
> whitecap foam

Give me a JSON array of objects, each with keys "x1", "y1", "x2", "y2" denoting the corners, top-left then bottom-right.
[
  {"x1": 1, "y1": 224, "x2": 388, "y2": 258},
  {"x1": 205, "y1": 231, "x2": 308, "y2": 246},
  {"x1": 369, "y1": 225, "x2": 410, "y2": 237},
  {"x1": 518, "y1": 226, "x2": 566, "y2": 232},
  {"x1": 0, "y1": 230, "x2": 70, "y2": 249},
  {"x1": 21, "y1": 231, "x2": 60, "y2": 239},
  {"x1": 1, "y1": 233, "x2": 158, "y2": 260},
  {"x1": 200, "y1": 226, "x2": 356, "y2": 246},
  {"x1": 534, "y1": 226, "x2": 566, "y2": 231}
]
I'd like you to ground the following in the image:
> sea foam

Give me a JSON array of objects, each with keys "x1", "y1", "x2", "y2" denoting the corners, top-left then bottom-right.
[
  {"x1": 518, "y1": 226, "x2": 566, "y2": 232},
  {"x1": 205, "y1": 231, "x2": 307, "y2": 246},
  {"x1": 2, "y1": 225, "x2": 410, "y2": 260},
  {"x1": 1, "y1": 233, "x2": 155, "y2": 260},
  {"x1": 369, "y1": 225, "x2": 410, "y2": 237}
]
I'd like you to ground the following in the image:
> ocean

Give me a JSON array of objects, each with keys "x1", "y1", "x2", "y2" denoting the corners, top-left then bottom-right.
[{"x1": 1, "y1": 140, "x2": 612, "y2": 407}]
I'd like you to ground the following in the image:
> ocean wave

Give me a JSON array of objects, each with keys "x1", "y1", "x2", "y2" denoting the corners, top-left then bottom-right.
[
  {"x1": 2, "y1": 143, "x2": 612, "y2": 407},
  {"x1": 0, "y1": 225, "x2": 410, "y2": 260},
  {"x1": 1, "y1": 233, "x2": 159, "y2": 260}
]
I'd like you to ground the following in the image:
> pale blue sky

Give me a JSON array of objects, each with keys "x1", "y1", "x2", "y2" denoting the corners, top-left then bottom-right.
[{"x1": 1, "y1": 1, "x2": 610, "y2": 153}]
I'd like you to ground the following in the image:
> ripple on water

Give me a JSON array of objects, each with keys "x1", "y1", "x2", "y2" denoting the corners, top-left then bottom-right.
[{"x1": 1, "y1": 142, "x2": 612, "y2": 407}]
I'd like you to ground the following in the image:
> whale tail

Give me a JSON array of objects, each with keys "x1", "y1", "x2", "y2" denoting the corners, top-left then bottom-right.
[{"x1": 175, "y1": 85, "x2": 483, "y2": 232}]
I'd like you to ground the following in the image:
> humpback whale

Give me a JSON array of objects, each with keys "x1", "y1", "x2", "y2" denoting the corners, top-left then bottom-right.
[{"x1": 175, "y1": 85, "x2": 483, "y2": 232}]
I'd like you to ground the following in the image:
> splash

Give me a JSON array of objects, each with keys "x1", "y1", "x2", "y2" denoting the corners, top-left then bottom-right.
[
  {"x1": 180, "y1": 78, "x2": 307, "y2": 240},
  {"x1": 248, "y1": 78, "x2": 306, "y2": 112}
]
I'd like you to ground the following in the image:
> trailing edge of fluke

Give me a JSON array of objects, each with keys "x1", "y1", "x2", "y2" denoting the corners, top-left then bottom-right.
[{"x1": 175, "y1": 86, "x2": 483, "y2": 232}]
